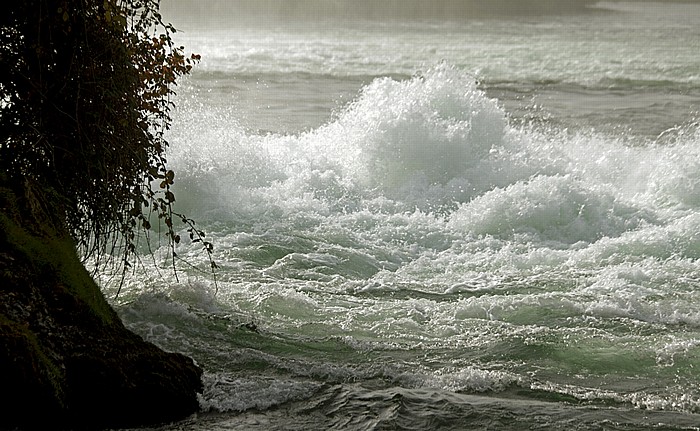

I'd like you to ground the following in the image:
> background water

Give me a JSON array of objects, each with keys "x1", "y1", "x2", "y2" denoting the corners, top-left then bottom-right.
[{"x1": 107, "y1": 2, "x2": 700, "y2": 429}]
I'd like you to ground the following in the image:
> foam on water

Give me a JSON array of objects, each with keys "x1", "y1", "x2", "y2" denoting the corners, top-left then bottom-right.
[
  {"x1": 165, "y1": 62, "x2": 700, "y2": 321},
  {"x1": 105, "y1": 62, "x2": 700, "y2": 426},
  {"x1": 199, "y1": 373, "x2": 323, "y2": 413},
  {"x1": 170, "y1": 65, "x2": 700, "y2": 261}
]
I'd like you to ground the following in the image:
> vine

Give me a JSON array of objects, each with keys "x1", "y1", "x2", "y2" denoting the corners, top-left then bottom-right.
[{"x1": 0, "y1": 0, "x2": 216, "y2": 296}]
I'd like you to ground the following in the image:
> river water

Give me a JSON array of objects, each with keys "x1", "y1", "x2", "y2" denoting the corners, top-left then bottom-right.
[{"x1": 107, "y1": 2, "x2": 700, "y2": 429}]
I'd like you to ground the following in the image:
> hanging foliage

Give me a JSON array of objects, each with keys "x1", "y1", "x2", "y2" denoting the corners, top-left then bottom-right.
[{"x1": 0, "y1": 0, "x2": 211, "y2": 276}]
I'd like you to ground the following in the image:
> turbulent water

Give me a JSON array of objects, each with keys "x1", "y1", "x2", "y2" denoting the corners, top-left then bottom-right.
[{"x1": 107, "y1": 2, "x2": 700, "y2": 430}]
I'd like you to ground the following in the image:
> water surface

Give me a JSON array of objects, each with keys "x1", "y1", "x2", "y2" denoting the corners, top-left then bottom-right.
[{"x1": 108, "y1": 2, "x2": 700, "y2": 429}]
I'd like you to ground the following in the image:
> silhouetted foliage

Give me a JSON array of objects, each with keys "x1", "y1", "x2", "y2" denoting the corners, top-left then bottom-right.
[{"x1": 0, "y1": 0, "x2": 210, "y2": 276}]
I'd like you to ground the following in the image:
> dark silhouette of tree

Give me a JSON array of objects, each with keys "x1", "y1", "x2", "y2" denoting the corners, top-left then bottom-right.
[{"x1": 0, "y1": 0, "x2": 205, "y2": 273}]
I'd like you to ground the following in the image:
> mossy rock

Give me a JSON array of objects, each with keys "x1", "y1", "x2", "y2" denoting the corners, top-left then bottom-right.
[{"x1": 0, "y1": 182, "x2": 203, "y2": 430}]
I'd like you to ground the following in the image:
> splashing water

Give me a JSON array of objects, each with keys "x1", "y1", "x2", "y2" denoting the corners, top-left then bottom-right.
[{"x1": 106, "y1": 4, "x2": 700, "y2": 430}]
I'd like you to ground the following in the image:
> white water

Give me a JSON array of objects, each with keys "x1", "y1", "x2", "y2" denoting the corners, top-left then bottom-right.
[{"x1": 108, "y1": 2, "x2": 700, "y2": 430}]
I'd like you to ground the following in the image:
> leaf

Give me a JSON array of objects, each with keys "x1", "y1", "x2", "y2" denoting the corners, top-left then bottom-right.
[{"x1": 63, "y1": 11, "x2": 69, "y2": 21}]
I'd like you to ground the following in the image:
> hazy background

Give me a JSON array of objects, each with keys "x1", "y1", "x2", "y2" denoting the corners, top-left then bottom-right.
[
  {"x1": 160, "y1": 0, "x2": 700, "y2": 31},
  {"x1": 161, "y1": 0, "x2": 601, "y2": 26}
]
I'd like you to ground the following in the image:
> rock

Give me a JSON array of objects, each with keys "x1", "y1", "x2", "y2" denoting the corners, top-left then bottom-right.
[{"x1": 0, "y1": 182, "x2": 203, "y2": 430}]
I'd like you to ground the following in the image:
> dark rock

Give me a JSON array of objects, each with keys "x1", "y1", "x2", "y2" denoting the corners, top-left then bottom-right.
[{"x1": 0, "y1": 182, "x2": 202, "y2": 430}]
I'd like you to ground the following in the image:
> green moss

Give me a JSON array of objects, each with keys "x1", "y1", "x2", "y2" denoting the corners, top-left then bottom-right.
[
  {"x1": 0, "y1": 184, "x2": 116, "y2": 325},
  {"x1": 0, "y1": 183, "x2": 203, "y2": 429}
]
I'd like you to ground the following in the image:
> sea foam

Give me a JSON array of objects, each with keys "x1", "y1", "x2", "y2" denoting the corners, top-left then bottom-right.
[{"x1": 169, "y1": 64, "x2": 699, "y2": 227}]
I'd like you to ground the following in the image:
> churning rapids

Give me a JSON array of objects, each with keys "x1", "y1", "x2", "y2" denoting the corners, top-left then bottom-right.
[{"x1": 104, "y1": 2, "x2": 700, "y2": 430}]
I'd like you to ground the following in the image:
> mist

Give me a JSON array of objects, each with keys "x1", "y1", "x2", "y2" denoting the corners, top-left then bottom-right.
[{"x1": 161, "y1": 0, "x2": 605, "y2": 27}]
